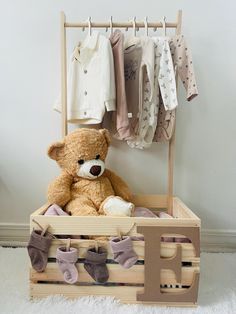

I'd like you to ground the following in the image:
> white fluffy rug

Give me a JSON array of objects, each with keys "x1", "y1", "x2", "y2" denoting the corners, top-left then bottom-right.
[{"x1": 0, "y1": 248, "x2": 235, "y2": 314}]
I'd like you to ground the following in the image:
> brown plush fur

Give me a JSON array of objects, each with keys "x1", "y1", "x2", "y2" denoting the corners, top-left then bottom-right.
[{"x1": 47, "y1": 128, "x2": 132, "y2": 216}]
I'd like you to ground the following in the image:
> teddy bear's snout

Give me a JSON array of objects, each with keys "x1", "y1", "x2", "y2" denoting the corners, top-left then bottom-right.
[{"x1": 90, "y1": 165, "x2": 101, "y2": 176}]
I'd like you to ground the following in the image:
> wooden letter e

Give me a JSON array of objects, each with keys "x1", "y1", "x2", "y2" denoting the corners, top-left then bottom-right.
[{"x1": 136, "y1": 226, "x2": 200, "y2": 304}]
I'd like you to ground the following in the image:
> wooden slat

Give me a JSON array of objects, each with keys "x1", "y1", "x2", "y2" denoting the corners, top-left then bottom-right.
[
  {"x1": 31, "y1": 196, "x2": 200, "y2": 219},
  {"x1": 30, "y1": 263, "x2": 199, "y2": 286},
  {"x1": 30, "y1": 283, "x2": 197, "y2": 306},
  {"x1": 48, "y1": 239, "x2": 199, "y2": 261},
  {"x1": 31, "y1": 194, "x2": 168, "y2": 218},
  {"x1": 31, "y1": 195, "x2": 200, "y2": 221},
  {"x1": 30, "y1": 215, "x2": 200, "y2": 235},
  {"x1": 131, "y1": 194, "x2": 168, "y2": 208}
]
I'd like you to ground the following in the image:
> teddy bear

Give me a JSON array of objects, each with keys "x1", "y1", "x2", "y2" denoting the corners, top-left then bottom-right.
[{"x1": 47, "y1": 128, "x2": 134, "y2": 216}]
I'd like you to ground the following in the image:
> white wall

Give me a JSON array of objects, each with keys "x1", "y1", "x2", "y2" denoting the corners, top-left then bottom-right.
[{"x1": 1, "y1": 0, "x2": 236, "y2": 233}]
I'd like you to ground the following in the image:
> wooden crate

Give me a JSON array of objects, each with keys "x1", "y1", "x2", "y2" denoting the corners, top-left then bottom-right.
[{"x1": 29, "y1": 194, "x2": 201, "y2": 307}]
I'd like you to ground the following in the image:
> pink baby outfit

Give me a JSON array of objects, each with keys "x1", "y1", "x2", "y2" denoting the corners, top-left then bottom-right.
[
  {"x1": 103, "y1": 30, "x2": 131, "y2": 140},
  {"x1": 154, "y1": 35, "x2": 198, "y2": 142},
  {"x1": 123, "y1": 40, "x2": 143, "y2": 137}
]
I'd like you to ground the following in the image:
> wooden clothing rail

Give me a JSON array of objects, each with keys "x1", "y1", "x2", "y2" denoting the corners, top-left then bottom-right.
[
  {"x1": 60, "y1": 10, "x2": 182, "y2": 215},
  {"x1": 65, "y1": 21, "x2": 178, "y2": 29}
]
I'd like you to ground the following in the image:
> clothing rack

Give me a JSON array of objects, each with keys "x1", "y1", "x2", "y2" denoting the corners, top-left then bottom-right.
[{"x1": 60, "y1": 10, "x2": 182, "y2": 215}]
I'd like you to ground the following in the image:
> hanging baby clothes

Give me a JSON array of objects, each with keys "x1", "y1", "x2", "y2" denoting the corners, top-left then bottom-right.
[
  {"x1": 126, "y1": 36, "x2": 154, "y2": 148},
  {"x1": 127, "y1": 37, "x2": 178, "y2": 149},
  {"x1": 123, "y1": 38, "x2": 143, "y2": 138},
  {"x1": 154, "y1": 92, "x2": 177, "y2": 142},
  {"x1": 102, "y1": 30, "x2": 131, "y2": 140},
  {"x1": 154, "y1": 35, "x2": 198, "y2": 142},
  {"x1": 54, "y1": 31, "x2": 116, "y2": 124}
]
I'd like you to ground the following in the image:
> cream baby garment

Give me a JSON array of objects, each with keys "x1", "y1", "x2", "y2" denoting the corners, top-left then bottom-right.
[
  {"x1": 154, "y1": 34, "x2": 198, "y2": 142},
  {"x1": 125, "y1": 36, "x2": 155, "y2": 148},
  {"x1": 102, "y1": 30, "x2": 131, "y2": 140},
  {"x1": 128, "y1": 37, "x2": 178, "y2": 149},
  {"x1": 54, "y1": 31, "x2": 116, "y2": 124}
]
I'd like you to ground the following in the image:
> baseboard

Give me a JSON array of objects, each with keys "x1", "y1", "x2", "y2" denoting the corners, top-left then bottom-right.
[
  {"x1": 0, "y1": 223, "x2": 29, "y2": 247},
  {"x1": 0, "y1": 223, "x2": 236, "y2": 252},
  {"x1": 201, "y1": 229, "x2": 236, "y2": 252}
]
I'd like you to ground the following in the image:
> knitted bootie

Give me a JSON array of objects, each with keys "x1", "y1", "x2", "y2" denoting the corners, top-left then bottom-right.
[
  {"x1": 56, "y1": 247, "x2": 78, "y2": 284},
  {"x1": 27, "y1": 229, "x2": 53, "y2": 272},
  {"x1": 110, "y1": 236, "x2": 138, "y2": 269},
  {"x1": 44, "y1": 204, "x2": 68, "y2": 216},
  {"x1": 84, "y1": 247, "x2": 109, "y2": 283}
]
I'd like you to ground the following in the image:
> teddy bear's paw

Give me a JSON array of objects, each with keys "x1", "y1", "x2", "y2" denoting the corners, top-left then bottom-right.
[{"x1": 102, "y1": 196, "x2": 134, "y2": 217}]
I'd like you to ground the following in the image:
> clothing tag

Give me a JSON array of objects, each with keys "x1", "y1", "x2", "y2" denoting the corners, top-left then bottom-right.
[{"x1": 128, "y1": 112, "x2": 132, "y2": 118}]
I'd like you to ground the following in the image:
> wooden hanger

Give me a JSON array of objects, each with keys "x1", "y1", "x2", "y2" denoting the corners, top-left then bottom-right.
[{"x1": 144, "y1": 16, "x2": 148, "y2": 37}]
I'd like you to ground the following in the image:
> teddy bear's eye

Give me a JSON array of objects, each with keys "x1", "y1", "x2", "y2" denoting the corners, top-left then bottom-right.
[
  {"x1": 95, "y1": 154, "x2": 100, "y2": 160},
  {"x1": 78, "y1": 159, "x2": 84, "y2": 165}
]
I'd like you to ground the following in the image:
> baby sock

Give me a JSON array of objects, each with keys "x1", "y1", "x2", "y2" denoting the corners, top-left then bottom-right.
[
  {"x1": 44, "y1": 204, "x2": 68, "y2": 216},
  {"x1": 56, "y1": 247, "x2": 78, "y2": 284},
  {"x1": 27, "y1": 229, "x2": 53, "y2": 272},
  {"x1": 110, "y1": 236, "x2": 138, "y2": 269},
  {"x1": 84, "y1": 247, "x2": 109, "y2": 283}
]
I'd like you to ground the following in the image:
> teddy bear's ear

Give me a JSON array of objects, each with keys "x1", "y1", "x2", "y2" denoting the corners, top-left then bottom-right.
[
  {"x1": 99, "y1": 129, "x2": 111, "y2": 146},
  {"x1": 48, "y1": 141, "x2": 65, "y2": 160}
]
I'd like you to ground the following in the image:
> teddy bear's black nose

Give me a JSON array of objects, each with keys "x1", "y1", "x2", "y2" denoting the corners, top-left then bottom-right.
[{"x1": 90, "y1": 165, "x2": 101, "y2": 176}]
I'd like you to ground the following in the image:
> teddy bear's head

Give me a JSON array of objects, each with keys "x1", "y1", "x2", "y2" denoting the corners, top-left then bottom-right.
[{"x1": 48, "y1": 128, "x2": 111, "y2": 180}]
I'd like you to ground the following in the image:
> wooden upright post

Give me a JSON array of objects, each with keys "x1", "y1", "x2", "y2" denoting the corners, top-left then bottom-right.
[
  {"x1": 167, "y1": 10, "x2": 182, "y2": 215},
  {"x1": 61, "y1": 11, "x2": 68, "y2": 137}
]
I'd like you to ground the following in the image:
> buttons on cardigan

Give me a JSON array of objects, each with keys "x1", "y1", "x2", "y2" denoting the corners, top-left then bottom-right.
[
  {"x1": 84, "y1": 91, "x2": 87, "y2": 95},
  {"x1": 84, "y1": 69, "x2": 87, "y2": 74}
]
